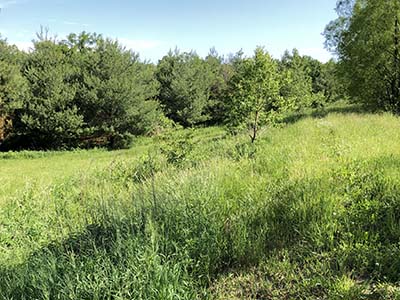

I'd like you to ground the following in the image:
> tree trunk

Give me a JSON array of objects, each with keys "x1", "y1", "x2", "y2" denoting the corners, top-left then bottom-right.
[
  {"x1": 0, "y1": 116, "x2": 5, "y2": 142},
  {"x1": 251, "y1": 110, "x2": 259, "y2": 143},
  {"x1": 0, "y1": 116, "x2": 12, "y2": 142},
  {"x1": 392, "y1": 14, "x2": 400, "y2": 111}
]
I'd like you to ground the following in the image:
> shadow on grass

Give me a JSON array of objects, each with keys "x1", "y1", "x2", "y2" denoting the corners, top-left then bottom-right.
[
  {"x1": 373, "y1": 154, "x2": 400, "y2": 171},
  {"x1": 2, "y1": 155, "x2": 400, "y2": 298},
  {"x1": 282, "y1": 102, "x2": 375, "y2": 125},
  {"x1": 0, "y1": 176, "x2": 324, "y2": 298},
  {"x1": 0, "y1": 218, "x2": 148, "y2": 299}
]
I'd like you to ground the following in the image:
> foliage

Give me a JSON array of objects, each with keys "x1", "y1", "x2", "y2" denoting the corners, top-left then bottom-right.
[
  {"x1": 204, "y1": 48, "x2": 236, "y2": 124},
  {"x1": 280, "y1": 49, "x2": 315, "y2": 109},
  {"x1": 226, "y1": 47, "x2": 283, "y2": 143},
  {"x1": 3, "y1": 32, "x2": 161, "y2": 149},
  {"x1": 0, "y1": 27, "x2": 340, "y2": 150},
  {"x1": 65, "y1": 32, "x2": 161, "y2": 148},
  {"x1": 160, "y1": 129, "x2": 195, "y2": 166},
  {"x1": 320, "y1": 59, "x2": 346, "y2": 102},
  {"x1": 0, "y1": 38, "x2": 28, "y2": 143},
  {"x1": 12, "y1": 40, "x2": 83, "y2": 149},
  {"x1": 324, "y1": 0, "x2": 400, "y2": 112},
  {"x1": 280, "y1": 49, "x2": 345, "y2": 108},
  {"x1": 156, "y1": 49, "x2": 215, "y2": 127}
]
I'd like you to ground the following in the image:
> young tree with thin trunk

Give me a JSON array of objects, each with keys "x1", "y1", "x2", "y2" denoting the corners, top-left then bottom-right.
[{"x1": 226, "y1": 47, "x2": 281, "y2": 143}]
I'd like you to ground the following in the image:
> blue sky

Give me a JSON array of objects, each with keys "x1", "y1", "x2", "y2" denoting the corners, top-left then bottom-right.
[{"x1": 0, "y1": 0, "x2": 337, "y2": 62}]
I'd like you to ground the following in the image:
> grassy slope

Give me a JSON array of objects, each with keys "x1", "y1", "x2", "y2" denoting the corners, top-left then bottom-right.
[
  {"x1": 0, "y1": 138, "x2": 153, "y2": 203},
  {"x1": 1, "y1": 107, "x2": 400, "y2": 299}
]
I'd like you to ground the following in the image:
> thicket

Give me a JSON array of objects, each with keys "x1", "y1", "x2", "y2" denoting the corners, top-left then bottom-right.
[{"x1": 0, "y1": 31, "x2": 341, "y2": 150}]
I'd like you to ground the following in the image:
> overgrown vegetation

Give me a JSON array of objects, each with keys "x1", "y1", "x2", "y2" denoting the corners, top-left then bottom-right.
[
  {"x1": 1, "y1": 108, "x2": 400, "y2": 299},
  {"x1": 1, "y1": 1, "x2": 400, "y2": 298}
]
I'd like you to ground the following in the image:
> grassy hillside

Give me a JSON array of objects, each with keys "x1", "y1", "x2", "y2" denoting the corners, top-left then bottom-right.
[
  {"x1": 0, "y1": 138, "x2": 153, "y2": 204},
  {"x1": 1, "y1": 107, "x2": 400, "y2": 299}
]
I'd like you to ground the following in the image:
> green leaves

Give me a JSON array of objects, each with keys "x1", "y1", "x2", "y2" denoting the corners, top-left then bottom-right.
[
  {"x1": 226, "y1": 47, "x2": 282, "y2": 142},
  {"x1": 156, "y1": 50, "x2": 215, "y2": 127},
  {"x1": 0, "y1": 38, "x2": 28, "y2": 144},
  {"x1": 325, "y1": 0, "x2": 400, "y2": 111},
  {"x1": 69, "y1": 35, "x2": 160, "y2": 148},
  {"x1": 280, "y1": 49, "x2": 315, "y2": 110},
  {"x1": 0, "y1": 29, "x2": 338, "y2": 150},
  {"x1": 3, "y1": 32, "x2": 161, "y2": 150},
  {"x1": 14, "y1": 40, "x2": 84, "y2": 148}
]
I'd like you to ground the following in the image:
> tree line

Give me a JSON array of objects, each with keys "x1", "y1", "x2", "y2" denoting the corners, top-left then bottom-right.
[{"x1": 0, "y1": 31, "x2": 341, "y2": 150}]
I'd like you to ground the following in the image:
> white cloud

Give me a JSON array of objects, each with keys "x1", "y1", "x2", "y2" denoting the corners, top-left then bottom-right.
[{"x1": 118, "y1": 38, "x2": 163, "y2": 51}]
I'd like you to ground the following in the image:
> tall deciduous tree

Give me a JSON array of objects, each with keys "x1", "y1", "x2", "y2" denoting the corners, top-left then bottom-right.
[{"x1": 324, "y1": 0, "x2": 400, "y2": 112}]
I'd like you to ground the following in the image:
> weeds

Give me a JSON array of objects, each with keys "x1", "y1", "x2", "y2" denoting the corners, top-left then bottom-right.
[{"x1": 1, "y1": 111, "x2": 400, "y2": 299}]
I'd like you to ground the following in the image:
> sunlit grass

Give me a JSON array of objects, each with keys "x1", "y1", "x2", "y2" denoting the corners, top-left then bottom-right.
[{"x1": 1, "y1": 106, "x2": 400, "y2": 299}]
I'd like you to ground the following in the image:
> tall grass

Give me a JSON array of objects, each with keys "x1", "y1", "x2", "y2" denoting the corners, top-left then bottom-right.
[{"x1": 1, "y1": 109, "x2": 400, "y2": 299}]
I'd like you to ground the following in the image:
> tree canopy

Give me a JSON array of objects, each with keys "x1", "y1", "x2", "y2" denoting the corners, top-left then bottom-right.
[
  {"x1": 2, "y1": 33, "x2": 161, "y2": 149},
  {"x1": 0, "y1": 29, "x2": 338, "y2": 150},
  {"x1": 324, "y1": 0, "x2": 400, "y2": 112},
  {"x1": 226, "y1": 47, "x2": 283, "y2": 143},
  {"x1": 156, "y1": 50, "x2": 215, "y2": 127}
]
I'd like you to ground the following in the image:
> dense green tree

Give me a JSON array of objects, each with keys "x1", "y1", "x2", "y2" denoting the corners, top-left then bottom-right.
[
  {"x1": 204, "y1": 48, "x2": 236, "y2": 124},
  {"x1": 65, "y1": 33, "x2": 161, "y2": 148},
  {"x1": 11, "y1": 39, "x2": 83, "y2": 149},
  {"x1": 4, "y1": 32, "x2": 161, "y2": 150},
  {"x1": 279, "y1": 49, "x2": 317, "y2": 109},
  {"x1": 0, "y1": 23, "x2": 353, "y2": 151},
  {"x1": 0, "y1": 38, "x2": 27, "y2": 114},
  {"x1": 0, "y1": 38, "x2": 28, "y2": 144},
  {"x1": 324, "y1": 0, "x2": 400, "y2": 111},
  {"x1": 320, "y1": 59, "x2": 346, "y2": 102},
  {"x1": 156, "y1": 50, "x2": 214, "y2": 126},
  {"x1": 226, "y1": 47, "x2": 283, "y2": 143}
]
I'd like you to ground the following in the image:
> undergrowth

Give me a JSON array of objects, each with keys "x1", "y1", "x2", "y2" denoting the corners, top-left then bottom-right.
[{"x1": 1, "y1": 110, "x2": 400, "y2": 299}]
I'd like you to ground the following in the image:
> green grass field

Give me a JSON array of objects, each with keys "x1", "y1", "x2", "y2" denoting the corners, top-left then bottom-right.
[{"x1": 1, "y1": 106, "x2": 400, "y2": 299}]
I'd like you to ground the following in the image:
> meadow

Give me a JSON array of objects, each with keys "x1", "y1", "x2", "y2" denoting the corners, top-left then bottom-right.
[{"x1": 1, "y1": 105, "x2": 400, "y2": 299}]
